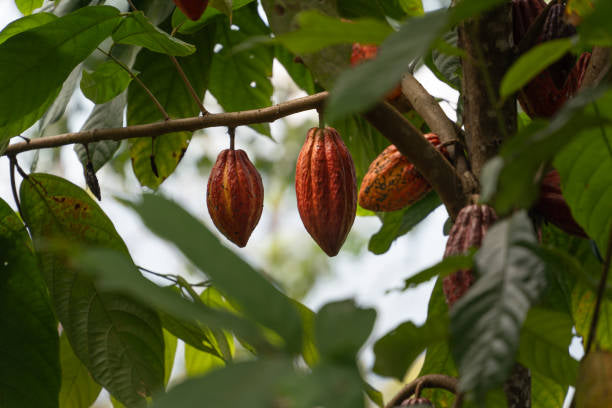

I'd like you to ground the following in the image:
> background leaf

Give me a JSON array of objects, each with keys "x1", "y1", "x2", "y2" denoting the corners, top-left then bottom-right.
[
  {"x1": 15, "y1": 0, "x2": 43, "y2": 15},
  {"x1": 80, "y1": 60, "x2": 133, "y2": 104},
  {"x1": 58, "y1": 334, "x2": 102, "y2": 408}
]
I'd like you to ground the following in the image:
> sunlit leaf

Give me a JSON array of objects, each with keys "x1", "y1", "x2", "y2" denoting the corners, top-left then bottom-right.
[{"x1": 59, "y1": 334, "x2": 101, "y2": 408}]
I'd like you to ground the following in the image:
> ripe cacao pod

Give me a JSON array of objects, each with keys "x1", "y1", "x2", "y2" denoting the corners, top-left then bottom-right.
[
  {"x1": 358, "y1": 134, "x2": 445, "y2": 212},
  {"x1": 575, "y1": 350, "x2": 612, "y2": 408},
  {"x1": 351, "y1": 43, "x2": 402, "y2": 100},
  {"x1": 173, "y1": 0, "x2": 209, "y2": 21},
  {"x1": 443, "y1": 204, "x2": 498, "y2": 306},
  {"x1": 207, "y1": 148, "x2": 263, "y2": 247},
  {"x1": 533, "y1": 169, "x2": 587, "y2": 238},
  {"x1": 399, "y1": 397, "x2": 434, "y2": 407},
  {"x1": 295, "y1": 127, "x2": 357, "y2": 257}
]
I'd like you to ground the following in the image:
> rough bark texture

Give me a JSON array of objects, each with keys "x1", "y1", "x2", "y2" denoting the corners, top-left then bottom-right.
[
  {"x1": 459, "y1": 3, "x2": 517, "y2": 178},
  {"x1": 504, "y1": 364, "x2": 531, "y2": 408}
]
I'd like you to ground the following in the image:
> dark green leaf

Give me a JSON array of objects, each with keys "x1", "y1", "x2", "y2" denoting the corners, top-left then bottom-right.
[
  {"x1": 326, "y1": 10, "x2": 448, "y2": 121},
  {"x1": 572, "y1": 281, "x2": 612, "y2": 349},
  {"x1": 59, "y1": 334, "x2": 102, "y2": 408},
  {"x1": 0, "y1": 198, "x2": 60, "y2": 408},
  {"x1": 19, "y1": 173, "x2": 165, "y2": 407},
  {"x1": 0, "y1": 6, "x2": 121, "y2": 142},
  {"x1": 402, "y1": 253, "x2": 474, "y2": 290},
  {"x1": 128, "y1": 24, "x2": 215, "y2": 188},
  {"x1": 518, "y1": 308, "x2": 578, "y2": 387},
  {"x1": 428, "y1": 29, "x2": 461, "y2": 90},
  {"x1": 210, "y1": 0, "x2": 233, "y2": 17},
  {"x1": 315, "y1": 300, "x2": 376, "y2": 364},
  {"x1": 172, "y1": 0, "x2": 254, "y2": 34},
  {"x1": 450, "y1": 211, "x2": 547, "y2": 398},
  {"x1": 500, "y1": 38, "x2": 574, "y2": 98},
  {"x1": 531, "y1": 372, "x2": 566, "y2": 408},
  {"x1": 338, "y1": 0, "x2": 423, "y2": 20},
  {"x1": 81, "y1": 60, "x2": 133, "y2": 104},
  {"x1": 208, "y1": 3, "x2": 273, "y2": 136},
  {"x1": 125, "y1": 193, "x2": 304, "y2": 353},
  {"x1": 578, "y1": 0, "x2": 612, "y2": 46},
  {"x1": 113, "y1": 11, "x2": 196, "y2": 56},
  {"x1": 368, "y1": 191, "x2": 442, "y2": 255},
  {"x1": 0, "y1": 12, "x2": 57, "y2": 45},
  {"x1": 275, "y1": 45, "x2": 315, "y2": 95},
  {"x1": 293, "y1": 300, "x2": 319, "y2": 367},
  {"x1": 15, "y1": 0, "x2": 44, "y2": 15},
  {"x1": 276, "y1": 11, "x2": 393, "y2": 54}
]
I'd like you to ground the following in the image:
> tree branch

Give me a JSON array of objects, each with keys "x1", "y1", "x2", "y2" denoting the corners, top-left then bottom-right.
[
  {"x1": 581, "y1": 46, "x2": 612, "y2": 90},
  {"x1": 3, "y1": 92, "x2": 328, "y2": 156},
  {"x1": 364, "y1": 103, "x2": 466, "y2": 219},
  {"x1": 384, "y1": 374, "x2": 458, "y2": 408}
]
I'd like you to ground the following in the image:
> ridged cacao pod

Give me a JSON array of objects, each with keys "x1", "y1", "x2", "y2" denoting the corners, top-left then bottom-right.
[
  {"x1": 358, "y1": 134, "x2": 445, "y2": 212},
  {"x1": 207, "y1": 148, "x2": 263, "y2": 247},
  {"x1": 512, "y1": 0, "x2": 546, "y2": 46},
  {"x1": 543, "y1": 4, "x2": 578, "y2": 88},
  {"x1": 399, "y1": 397, "x2": 434, "y2": 407},
  {"x1": 533, "y1": 169, "x2": 587, "y2": 238},
  {"x1": 295, "y1": 127, "x2": 357, "y2": 257},
  {"x1": 575, "y1": 350, "x2": 612, "y2": 408},
  {"x1": 173, "y1": 0, "x2": 209, "y2": 21},
  {"x1": 351, "y1": 43, "x2": 402, "y2": 100},
  {"x1": 443, "y1": 204, "x2": 498, "y2": 306}
]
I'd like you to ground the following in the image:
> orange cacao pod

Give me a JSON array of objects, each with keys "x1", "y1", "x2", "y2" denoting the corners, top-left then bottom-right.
[
  {"x1": 443, "y1": 204, "x2": 497, "y2": 306},
  {"x1": 575, "y1": 350, "x2": 612, "y2": 408},
  {"x1": 533, "y1": 169, "x2": 587, "y2": 238},
  {"x1": 173, "y1": 0, "x2": 209, "y2": 21},
  {"x1": 358, "y1": 133, "x2": 444, "y2": 212},
  {"x1": 351, "y1": 43, "x2": 402, "y2": 100},
  {"x1": 207, "y1": 148, "x2": 263, "y2": 247},
  {"x1": 295, "y1": 127, "x2": 357, "y2": 257}
]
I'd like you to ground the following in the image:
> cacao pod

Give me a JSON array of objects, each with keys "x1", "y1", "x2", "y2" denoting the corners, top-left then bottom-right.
[
  {"x1": 533, "y1": 169, "x2": 587, "y2": 238},
  {"x1": 399, "y1": 397, "x2": 434, "y2": 407},
  {"x1": 443, "y1": 204, "x2": 497, "y2": 306},
  {"x1": 575, "y1": 350, "x2": 612, "y2": 408},
  {"x1": 351, "y1": 43, "x2": 402, "y2": 100},
  {"x1": 295, "y1": 127, "x2": 357, "y2": 257},
  {"x1": 358, "y1": 133, "x2": 445, "y2": 212},
  {"x1": 207, "y1": 148, "x2": 263, "y2": 247},
  {"x1": 512, "y1": 0, "x2": 546, "y2": 46},
  {"x1": 173, "y1": 0, "x2": 209, "y2": 21}
]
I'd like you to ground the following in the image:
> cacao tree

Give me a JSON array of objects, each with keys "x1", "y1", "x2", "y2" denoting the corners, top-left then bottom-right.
[{"x1": 1, "y1": 0, "x2": 612, "y2": 407}]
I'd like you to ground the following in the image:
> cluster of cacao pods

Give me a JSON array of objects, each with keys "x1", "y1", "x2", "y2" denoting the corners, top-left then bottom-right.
[
  {"x1": 512, "y1": 0, "x2": 591, "y2": 118},
  {"x1": 173, "y1": 0, "x2": 209, "y2": 21},
  {"x1": 207, "y1": 126, "x2": 357, "y2": 257},
  {"x1": 358, "y1": 133, "x2": 446, "y2": 212}
]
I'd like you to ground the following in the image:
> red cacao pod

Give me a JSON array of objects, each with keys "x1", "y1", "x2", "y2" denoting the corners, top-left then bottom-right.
[
  {"x1": 533, "y1": 169, "x2": 587, "y2": 238},
  {"x1": 173, "y1": 0, "x2": 209, "y2": 21},
  {"x1": 512, "y1": 0, "x2": 546, "y2": 46},
  {"x1": 351, "y1": 43, "x2": 402, "y2": 100},
  {"x1": 295, "y1": 127, "x2": 357, "y2": 257},
  {"x1": 443, "y1": 204, "x2": 498, "y2": 306},
  {"x1": 358, "y1": 134, "x2": 445, "y2": 212},
  {"x1": 207, "y1": 148, "x2": 263, "y2": 247},
  {"x1": 575, "y1": 350, "x2": 612, "y2": 408}
]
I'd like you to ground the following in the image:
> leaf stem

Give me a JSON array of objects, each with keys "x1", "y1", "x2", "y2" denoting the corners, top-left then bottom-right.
[
  {"x1": 169, "y1": 55, "x2": 209, "y2": 115},
  {"x1": 384, "y1": 374, "x2": 458, "y2": 408},
  {"x1": 98, "y1": 47, "x2": 170, "y2": 121},
  {"x1": 8, "y1": 156, "x2": 22, "y2": 217}
]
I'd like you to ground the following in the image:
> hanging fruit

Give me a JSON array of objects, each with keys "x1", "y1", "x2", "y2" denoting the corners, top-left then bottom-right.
[
  {"x1": 358, "y1": 133, "x2": 446, "y2": 212},
  {"x1": 173, "y1": 0, "x2": 209, "y2": 21},
  {"x1": 207, "y1": 135, "x2": 264, "y2": 248},
  {"x1": 295, "y1": 126, "x2": 357, "y2": 257}
]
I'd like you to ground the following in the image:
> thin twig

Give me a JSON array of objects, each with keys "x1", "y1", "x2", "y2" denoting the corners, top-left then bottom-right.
[
  {"x1": 170, "y1": 55, "x2": 209, "y2": 115},
  {"x1": 137, "y1": 265, "x2": 179, "y2": 284},
  {"x1": 98, "y1": 47, "x2": 170, "y2": 121},
  {"x1": 3, "y1": 92, "x2": 329, "y2": 156},
  {"x1": 384, "y1": 374, "x2": 458, "y2": 408},
  {"x1": 8, "y1": 156, "x2": 22, "y2": 216}
]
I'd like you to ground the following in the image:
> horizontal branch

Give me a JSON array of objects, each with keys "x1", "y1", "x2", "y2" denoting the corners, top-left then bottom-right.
[
  {"x1": 364, "y1": 102, "x2": 466, "y2": 219},
  {"x1": 384, "y1": 374, "x2": 458, "y2": 408},
  {"x1": 4, "y1": 92, "x2": 329, "y2": 156}
]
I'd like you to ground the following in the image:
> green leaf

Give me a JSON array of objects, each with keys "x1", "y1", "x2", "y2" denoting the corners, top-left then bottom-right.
[
  {"x1": 80, "y1": 60, "x2": 133, "y2": 104},
  {"x1": 276, "y1": 11, "x2": 393, "y2": 54},
  {"x1": 208, "y1": 3, "x2": 273, "y2": 136},
  {"x1": 373, "y1": 314, "x2": 448, "y2": 380},
  {"x1": 210, "y1": 0, "x2": 233, "y2": 17},
  {"x1": 518, "y1": 308, "x2": 578, "y2": 387},
  {"x1": 428, "y1": 29, "x2": 461, "y2": 90},
  {"x1": 531, "y1": 372, "x2": 566, "y2": 408},
  {"x1": 0, "y1": 6, "x2": 121, "y2": 143},
  {"x1": 555, "y1": 118, "x2": 612, "y2": 252},
  {"x1": 368, "y1": 191, "x2": 442, "y2": 255},
  {"x1": 0, "y1": 12, "x2": 57, "y2": 45},
  {"x1": 19, "y1": 173, "x2": 165, "y2": 407},
  {"x1": 402, "y1": 253, "x2": 474, "y2": 290},
  {"x1": 326, "y1": 10, "x2": 448, "y2": 121},
  {"x1": 294, "y1": 300, "x2": 319, "y2": 367},
  {"x1": 163, "y1": 330, "x2": 177, "y2": 386},
  {"x1": 572, "y1": 281, "x2": 612, "y2": 349},
  {"x1": 275, "y1": 45, "x2": 315, "y2": 95},
  {"x1": 184, "y1": 343, "x2": 225, "y2": 377},
  {"x1": 113, "y1": 11, "x2": 196, "y2": 56},
  {"x1": 59, "y1": 334, "x2": 102, "y2": 408},
  {"x1": 0, "y1": 198, "x2": 60, "y2": 408},
  {"x1": 450, "y1": 211, "x2": 547, "y2": 398},
  {"x1": 172, "y1": 0, "x2": 254, "y2": 34},
  {"x1": 338, "y1": 0, "x2": 423, "y2": 20},
  {"x1": 125, "y1": 193, "x2": 304, "y2": 353},
  {"x1": 128, "y1": 24, "x2": 215, "y2": 188},
  {"x1": 578, "y1": 0, "x2": 612, "y2": 46},
  {"x1": 500, "y1": 38, "x2": 574, "y2": 98},
  {"x1": 15, "y1": 0, "x2": 43, "y2": 15},
  {"x1": 315, "y1": 300, "x2": 376, "y2": 364},
  {"x1": 38, "y1": 65, "x2": 83, "y2": 137}
]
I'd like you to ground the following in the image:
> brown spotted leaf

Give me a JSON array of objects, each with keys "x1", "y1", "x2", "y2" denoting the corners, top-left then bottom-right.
[{"x1": 19, "y1": 173, "x2": 164, "y2": 407}]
